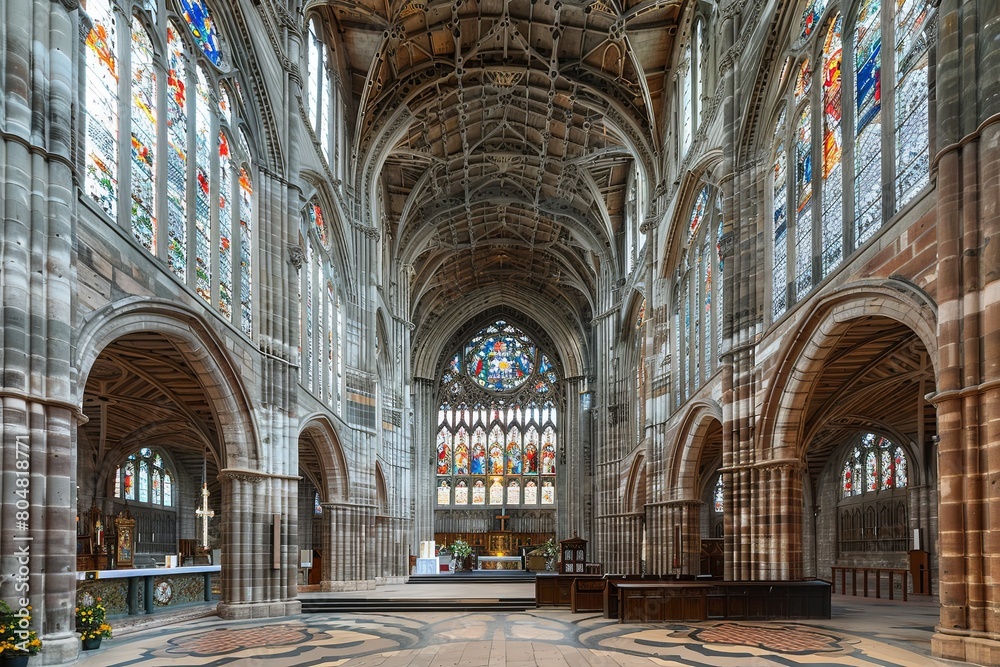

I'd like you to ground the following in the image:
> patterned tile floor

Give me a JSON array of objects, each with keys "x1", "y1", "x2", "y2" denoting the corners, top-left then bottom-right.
[{"x1": 74, "y1": 594, "x2": 963, "y2": 666}]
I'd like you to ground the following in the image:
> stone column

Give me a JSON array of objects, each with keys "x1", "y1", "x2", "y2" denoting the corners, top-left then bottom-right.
[
  {"x1": 0, "y1": 0, "x2": 82, "y2": 663},
  {"x1": 320, "y1": 502, "x2": 377, "y2": 591},
  {"x1": 411, "y1": 378, "x2": 437, "y2": 551},
  {"x1": 930, "y1": 0, "x2": 1000, "y2": 662},
  {"x1": 215, "y1": 470, "x2": 299, "y2": 618},
  {"x1": 662, "y1": 500, "x2": 702, "y2": 575}
]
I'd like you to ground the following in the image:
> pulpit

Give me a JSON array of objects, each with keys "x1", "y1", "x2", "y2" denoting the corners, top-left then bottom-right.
[{"x1": 559, "y1": 535, "x2": 587, "y2": 573}]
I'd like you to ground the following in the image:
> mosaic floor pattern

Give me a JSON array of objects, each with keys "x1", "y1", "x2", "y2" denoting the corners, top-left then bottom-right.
[{"x1": 76, "y1": 601, "x2": 955, "y2": 667}]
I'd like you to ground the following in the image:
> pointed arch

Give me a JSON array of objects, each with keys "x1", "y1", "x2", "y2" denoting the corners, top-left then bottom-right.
[{"x1": 298, "y1": 415, "x2": 350, "y2": 504}]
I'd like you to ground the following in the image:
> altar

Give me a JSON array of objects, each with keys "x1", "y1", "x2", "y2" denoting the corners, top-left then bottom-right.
[{"x1": 478, "y1": 556, "x2": 523, "y2": 570}]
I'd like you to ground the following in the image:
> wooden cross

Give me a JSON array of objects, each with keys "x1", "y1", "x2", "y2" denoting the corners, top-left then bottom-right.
[
  {"x1": 195, "y1": 483, "x2": 215, "y2": 548},
  {"x1": 495, "y1": 513, "x2": 511, "y2": 532}
]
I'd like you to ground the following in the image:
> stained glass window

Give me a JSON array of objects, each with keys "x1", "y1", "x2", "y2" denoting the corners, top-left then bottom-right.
[
  {"x1": 218, "y1": 132, "x2": 233, "y2": 318},
  {"x1": 166, "y1": 24, "x2": 189, "y2": 279},
  {"x1": 800, "y1": 0, "x2": 827, "y2": 39},
  {"x1": 713, "y1": 475, "x2": 724, "y2": 513},
  {"x1": 178, "y1": 0, "x2": 222, "y2": 66},
  {"x1": 437, "y1": 322, "x2": 560, "y2": 506},
  {"x1": 794, "y1": 60, "x2": 812, "y2": 103},
  {"x1": 239, "y1": 163, "x2": 254, "y2": 335},
  {"x1": 114, "y1": 448, "x2": 176, "y2": 508},
  {"x1": 894, "y1": 0, "x2": 930, "y2": 208},
  {"x1": 307, "y1": 18, "x2": 333, "y2": 162},
  {"x1": 681, "y1": 42, "x2": 693, "y2": 152},
  {"x1": 194, "y1": 68, "x2": 213, "y2": 305},
  {"x1": 309, "y1": 198, "x2": 329, "y2": 247},
  {"x1": 676, "y1": 184, "x2": 722, "y2": 406},
  {"x1": 821, "y1": 14, "x2": 844, "y2": 276},
  {"x1": 85, "y1": 0, "x2": 119, "y2": 221},
  {"x1": 130, "y1": 18, "x2": 156, "y2": 252},
  {"x1": 86, "y1": 6, "x2": 255, "y2": 335},
  {"x1": 772, "y1": 135, "x2": 788, "y2": 319},
  {"x1": 854, "y1": 0, "x2": 882, "y2": 244},
  {"x1": 794, "y1": 106, "x2": 813, "y2": 299},
  {"x1": 841, "y1": 433, "x2": 907, "y2": 498},
  {"x1": 465, "y1": 321, "x2": 536, "y2": 391}
]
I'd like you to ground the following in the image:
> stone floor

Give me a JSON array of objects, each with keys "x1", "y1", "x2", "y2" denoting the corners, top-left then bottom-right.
[{"x1": 73, "y1": 592, "x2": 963, "y2": 666}]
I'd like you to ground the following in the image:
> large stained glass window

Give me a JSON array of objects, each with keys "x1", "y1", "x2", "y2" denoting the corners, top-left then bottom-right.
[
  {"x1": 838, "y1": 432, "x2": 909, "y2": 552},
  {"x1": 437, "y1": 321, "x2": 560, "y2": 507},
  {"x1": 307, "y1": 18, "x2": 334, "y2": 163},
  {"x1": 84, "y1": 0, "x2": 119, "y2": 221},
  {"x1": 675, "y1": 185, "x2": 723, "y2": 407},
  {"x1": 770, "y1": 0, "x2": 931, "y2": 322},
  {"x1": 83, "y1": 2, "x2": 256, "y2": 336},
  {"x1": 113, "y1": 447, "x2": 175, "y2": 508}
]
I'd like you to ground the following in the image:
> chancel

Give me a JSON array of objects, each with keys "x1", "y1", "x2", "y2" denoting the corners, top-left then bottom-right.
[{"x1": 4, "y1": 0, "x2": 1000, "y2": 664}]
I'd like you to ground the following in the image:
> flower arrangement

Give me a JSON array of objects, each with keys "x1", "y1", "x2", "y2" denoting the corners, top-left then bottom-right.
[
  {"x1": 449, "y1": 540, "x2": 473, "y2": 558},
  {"x1": 75, "y1": 593, "x2": 113, "y2": 641},
  {"x1": 540, "y1": 538, "x2": 559, "y2": 559},
  {"x1": 0, "y1": 599, "x2": 43, "y2": 656}
]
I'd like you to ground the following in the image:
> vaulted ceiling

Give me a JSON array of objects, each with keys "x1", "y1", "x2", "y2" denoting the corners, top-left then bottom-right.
[{"x1": 317, "y1": 0, "x2": 684, "y2": 360}]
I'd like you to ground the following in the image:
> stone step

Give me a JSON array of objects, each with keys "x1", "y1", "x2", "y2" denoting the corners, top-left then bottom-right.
[{"x1": 301, "y1": 597, "x2": 537, "y2": 613}]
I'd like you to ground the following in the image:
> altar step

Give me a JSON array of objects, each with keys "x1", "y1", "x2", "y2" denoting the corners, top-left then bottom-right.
[
  {"x1": 301, "y1": 597, "x2": 537, "y2": 614},
  {"x1": 407, "y1": 571, "x2": 537, "y2": 584}
]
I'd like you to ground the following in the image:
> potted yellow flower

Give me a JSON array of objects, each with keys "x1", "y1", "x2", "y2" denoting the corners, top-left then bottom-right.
[
  {"x1": 75, "y1": 593, "x2": 112, "y2": 651},
  {"x1": 0, "y1": 600, "x2": 42, "y2": 667}
]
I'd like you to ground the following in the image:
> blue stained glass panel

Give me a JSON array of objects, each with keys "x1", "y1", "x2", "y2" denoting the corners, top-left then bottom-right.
[
  {"x1": 773, "y1": 143, "x2": 788, "y2": 318},
  {"x1": 800, "y1": 0, "x2": 827, "y2": 39},
  {"x1": 194, "y1": 69, "x2": 213, "y2": 305},
  {"x1": 179, "y1": 0, "x2": 223, "y2": 65}
]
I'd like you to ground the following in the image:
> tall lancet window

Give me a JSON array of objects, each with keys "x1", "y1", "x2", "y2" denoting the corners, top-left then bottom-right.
[
  {"x1": 436, "y1": 321, "x2": 561, "y2": 507},
  {"x1": 674, "y1": 184, "x2": 723, "y2": 408}
]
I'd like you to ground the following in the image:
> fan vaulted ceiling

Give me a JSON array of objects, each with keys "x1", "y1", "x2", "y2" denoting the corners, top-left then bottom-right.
[{"x1": 316, "y1": 0, "x2": 683, "y2": 347}]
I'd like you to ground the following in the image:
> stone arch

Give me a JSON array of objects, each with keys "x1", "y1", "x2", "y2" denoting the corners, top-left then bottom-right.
[
  {"x1": 623, "y1": 451, "x2": 647, "y2": 514},
  {"x1": 75, "y1": 298, "x2": 260, "y2": 469},
  {"x1": 297, "y1": 415, "x2": 350, "y2": 504},
  {"x1": 668, "y1": 401, "x2": 725, "y2": 500},
  {"x1": 759, "y1": 279, "x2": 938, "y2": 463}
]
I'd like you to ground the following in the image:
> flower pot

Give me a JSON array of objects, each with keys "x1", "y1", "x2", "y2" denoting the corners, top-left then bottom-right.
[
  {"x1": 81, "y1": 637, "x2": 103, "y2": 651},
  {"x1": 1, "y1": 654, "x2": 31, "y2": 667}
]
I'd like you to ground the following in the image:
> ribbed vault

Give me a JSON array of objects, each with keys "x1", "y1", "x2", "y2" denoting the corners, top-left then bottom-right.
[{"x1": 315, "y1": 0, "x2": 685, "y2": 364}]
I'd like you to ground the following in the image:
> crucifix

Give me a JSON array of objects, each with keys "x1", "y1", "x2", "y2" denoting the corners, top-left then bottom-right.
[
  {"x1": 195, "y1": 483, "x2": 214, "y2": 548},
  {"x1": 495, "y1": 508, "x2": 511, "y2": 532}
]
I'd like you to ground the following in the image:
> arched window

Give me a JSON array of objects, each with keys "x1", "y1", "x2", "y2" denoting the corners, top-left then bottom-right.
[
  {"x1": 300, "y1": 198, "x2": 342, "y2": 411},
  {"x1": 674, "y1": 185, "x2": 723, "y2": 407},
  {"x1": 838, "y1": 432, "x2": 910, "y2": 552},
  {"x1": 436, "y1": 321, "x2": 560, "y2": 507},
  {"x1": 305, "y1": 16, "x2": 347, "y2": 182},
  {"x1": 113, "y1": 447, "x2": 175, "y2": 508},
  {"x1": 772, "y1": 110, "x2": 788, "y2": 319},
  {"x1": 82, "y1": 0, "x2": 256, "y2": 336},
  {"x1": 713, "y1": 475, "x2": 724, "y2": 513},
  {"x1": 771, "y1": 0, "x2": 932, "y2": 320}
]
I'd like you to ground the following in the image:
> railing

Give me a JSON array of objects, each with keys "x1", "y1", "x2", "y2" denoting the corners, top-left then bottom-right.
[{"x1": 831, "y1": 567, "x2": 908, "y2": 601}]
